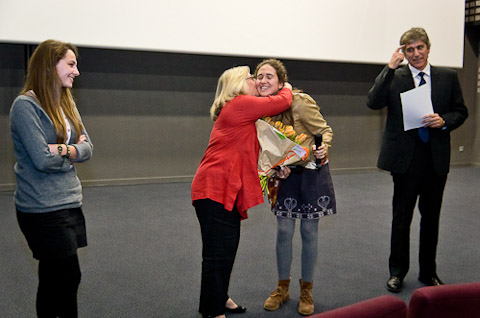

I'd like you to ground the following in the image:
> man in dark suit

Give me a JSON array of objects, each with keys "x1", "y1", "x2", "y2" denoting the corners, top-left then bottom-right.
[{"x1": 367, "y1": 27, "x2": 468, "y2": 293}]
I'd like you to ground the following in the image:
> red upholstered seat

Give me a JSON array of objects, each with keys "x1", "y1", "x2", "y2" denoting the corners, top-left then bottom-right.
[
  {"x1": 408, "y1": 282, "x2": 480, "y2": 318},
  {"x1": 307, "y1": 295, "x2": 407, "y2": 318}
]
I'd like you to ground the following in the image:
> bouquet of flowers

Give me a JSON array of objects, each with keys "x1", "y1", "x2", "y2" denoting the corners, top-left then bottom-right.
[
  {"x1": 256, "y1": 117, "x2": 309, "y2": 192},
  {"x1": 262, "y1": 117, "x2": 308, "y2": 144}
]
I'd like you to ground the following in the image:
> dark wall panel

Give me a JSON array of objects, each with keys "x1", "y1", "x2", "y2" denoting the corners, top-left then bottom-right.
[{"x1": 1, "y1": 41, "x2": 477, "y2": 190}]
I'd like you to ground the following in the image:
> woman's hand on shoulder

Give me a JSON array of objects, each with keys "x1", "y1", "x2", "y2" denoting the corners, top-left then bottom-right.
[{"x1": 283, "y1": 82, "x2": 292, "y2": 91}]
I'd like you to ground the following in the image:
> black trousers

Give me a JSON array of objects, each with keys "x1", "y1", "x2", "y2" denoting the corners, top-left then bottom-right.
[
  {"x1": 194, "y1": 199, "x2": 241, "y2": 317},
  {"x1": 37, "y1": 254, "x2": 81, "y2": 318},
  {"x1": 390, "y1": 139, "x2": 447, "y2": 279}
]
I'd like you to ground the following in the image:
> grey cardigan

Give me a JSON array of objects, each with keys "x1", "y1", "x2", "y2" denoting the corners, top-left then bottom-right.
[{"x1": 10, "y1": 95, "x2": 93, "y2": 213}]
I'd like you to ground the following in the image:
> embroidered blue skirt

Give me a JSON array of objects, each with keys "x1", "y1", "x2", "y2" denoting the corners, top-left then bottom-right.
[{"x1": 268, "y1": 163, "x2": 336, "y2": 219}]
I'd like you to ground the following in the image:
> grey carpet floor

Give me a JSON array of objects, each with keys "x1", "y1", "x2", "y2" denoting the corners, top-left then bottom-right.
[{"x1": 1, "y1": 166, "x2": 479, "y2": 317}]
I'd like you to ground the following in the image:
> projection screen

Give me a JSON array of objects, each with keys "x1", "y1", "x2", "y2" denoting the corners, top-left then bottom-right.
[{"x1": 0, "y1": 0, "x2": 465, "y2": 67}]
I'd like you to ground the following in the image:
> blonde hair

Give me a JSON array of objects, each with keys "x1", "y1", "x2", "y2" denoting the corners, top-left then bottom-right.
[
  {"x1": 209, "y1": 66, "x2": 251, "y2": 121},
  {"x1": 20, "y1": 39, "x2": 83, "y2": 143}
]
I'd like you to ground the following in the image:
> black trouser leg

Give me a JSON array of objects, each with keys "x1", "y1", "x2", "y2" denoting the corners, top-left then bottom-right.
[
  {"x1": 418, "y1": 173, "x2": 447, "y2": 277},
  {"x1": 37, "y1": 254, "x2": 81, "y2": 318},
  {"x1": 195, "y1": 199, "x2": 241, "y2": 317},
  {"x1": 390, "y1": 173, "x2": 418, "y2": 278}
]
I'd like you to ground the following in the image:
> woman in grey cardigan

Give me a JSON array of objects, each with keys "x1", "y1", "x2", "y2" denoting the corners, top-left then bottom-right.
[{"x1": 9, "y1": 39, "x2": 93, "y2": 317}]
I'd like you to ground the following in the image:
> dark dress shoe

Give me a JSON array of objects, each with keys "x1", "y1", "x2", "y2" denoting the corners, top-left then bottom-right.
[
  {"x1": 387, "y1": 276, "x2": 403, "y2": 293},
  {"x1": 419, "y1": 275, "x2": 444, "y2": 286},
  {"x1": 225, "y1": 305, "x2": 247, "y2": 313}
]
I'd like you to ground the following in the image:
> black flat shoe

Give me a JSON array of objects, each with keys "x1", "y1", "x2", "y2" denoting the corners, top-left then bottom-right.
[
  {"x1": 225, "y1": 305, "x2": 247, "y2": 313},
  {"x1": 387, "y1": 276, "x2": 403, "y2": 293},
  {"x1": 419, "y1": 274, "x2": 444, "y2": 286}
]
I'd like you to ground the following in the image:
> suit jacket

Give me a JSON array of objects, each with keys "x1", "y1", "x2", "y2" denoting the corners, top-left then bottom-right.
[{"x1": 367, "y1": 65, "x2": 468, "y2": 176}]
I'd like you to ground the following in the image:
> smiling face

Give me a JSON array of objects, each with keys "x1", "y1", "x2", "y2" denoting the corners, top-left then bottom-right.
[
  {"x1": 404, "y1": 40, "x2": 430, "y2": 71},
  {"x1": 255, "y1": 64, "x2": 284, "y2": 97},
  {"x1": 56, "y1": 49, "x2": 79, "y2": 88}
]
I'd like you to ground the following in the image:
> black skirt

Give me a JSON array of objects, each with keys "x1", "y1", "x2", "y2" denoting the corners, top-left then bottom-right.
[
  {"x1": 17, "y1": 207, "x2": 87, "y2": 260},
  {"x1": 268, "y1": 163, "x2": 337, "y2": 219}
]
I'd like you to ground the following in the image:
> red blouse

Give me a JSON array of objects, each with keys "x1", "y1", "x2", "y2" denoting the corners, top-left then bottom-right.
[{"x1": 191, "y1": 88, "x2": 293, "y2": 219}]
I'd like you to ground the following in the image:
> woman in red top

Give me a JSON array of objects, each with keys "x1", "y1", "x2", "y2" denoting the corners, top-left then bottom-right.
[{"x1": 191, "y1": 65, "x2": 292, "y2": 318}]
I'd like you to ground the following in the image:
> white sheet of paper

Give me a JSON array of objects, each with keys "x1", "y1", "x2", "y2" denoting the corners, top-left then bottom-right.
[{"x1": 400, "y1": 85, "x2": 434, "y2": 131}]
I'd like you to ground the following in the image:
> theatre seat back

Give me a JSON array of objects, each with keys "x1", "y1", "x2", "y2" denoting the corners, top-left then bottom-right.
[
  {"x1": 307, "y1": 295, "x2": 407, "y2": 318},
  {"x1": 408, "y1": 282, "x2": 480, "y2": 318}
]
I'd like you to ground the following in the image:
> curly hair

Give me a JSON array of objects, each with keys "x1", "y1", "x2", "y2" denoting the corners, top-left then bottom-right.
[{"x1": 253, "y1": 58, "x2": 288, "y2": 84}]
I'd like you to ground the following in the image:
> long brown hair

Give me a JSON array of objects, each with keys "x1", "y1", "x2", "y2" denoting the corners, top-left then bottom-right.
[{"x1": 20, "y1": 39, "x2": 83, "y2": 143}]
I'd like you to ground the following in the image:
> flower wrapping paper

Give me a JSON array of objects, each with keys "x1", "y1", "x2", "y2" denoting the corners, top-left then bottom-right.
[{"x1": 256, "y1": 119, "x2": 309, "y2": 178}]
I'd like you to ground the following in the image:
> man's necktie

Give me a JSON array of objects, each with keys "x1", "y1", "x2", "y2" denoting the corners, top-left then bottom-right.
[{"x1": 417, "y1": 72, "x2": 430, "y2": 143}]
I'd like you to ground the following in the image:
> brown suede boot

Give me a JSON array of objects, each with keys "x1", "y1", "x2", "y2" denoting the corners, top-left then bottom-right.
[
  {"x1": 264, "y1": 279, "x2": 290, "y2": 311},
  {"x1": 298, "y1": 279, "x2": 314, "y2": 316}
]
